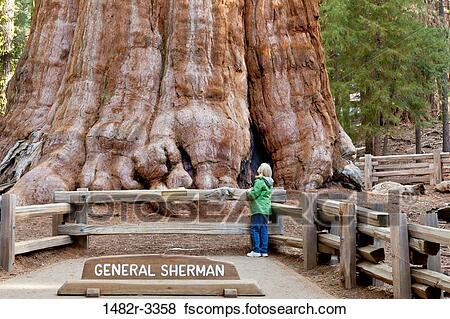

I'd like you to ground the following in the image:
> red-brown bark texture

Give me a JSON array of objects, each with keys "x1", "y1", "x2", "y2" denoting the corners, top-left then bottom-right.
[{"x1": 0, "y1": 0, "x2": 355, "y2": 204}]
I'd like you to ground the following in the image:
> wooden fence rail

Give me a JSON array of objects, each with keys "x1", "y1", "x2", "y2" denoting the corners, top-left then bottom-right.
[
  {"x1": 356, "y1": 151, "x2": 450, "y2": 188},
  {"x1": 57, "y1": 223, "x2": 282, "y2": 236},
  {"x1": 0, "y1": 194, "x2": 74, "y2": 271},
  {"x1": 54, "y1": 188, "x2": 288, "y2": 204}
]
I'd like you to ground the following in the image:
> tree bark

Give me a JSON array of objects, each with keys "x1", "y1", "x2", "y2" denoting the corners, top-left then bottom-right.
[
  {"x1": 0, "y1": 0, "x2": 355, "y2": 204},
  {"x1": 382, "y1": 135, "x2": 389, "y2": 156}
]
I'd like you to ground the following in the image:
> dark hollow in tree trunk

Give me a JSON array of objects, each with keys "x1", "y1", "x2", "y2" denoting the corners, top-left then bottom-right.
[{"x1": 0, "y1": 0, "x2": 355, "y2": 204}]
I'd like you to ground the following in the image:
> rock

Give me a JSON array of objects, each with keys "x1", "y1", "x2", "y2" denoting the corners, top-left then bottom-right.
[
  {"x1": 435, "y1": 181, "x2": 450, "y2": 193},
  {"x1": 336, "y1": 127, "x2": 357, "y2": 161},
  {"x1": 333, "y1": 162, "x2": 363, "y2": 191},
  {"x1": 372, "y1": 182, "x2": 425, "y2": 195}
]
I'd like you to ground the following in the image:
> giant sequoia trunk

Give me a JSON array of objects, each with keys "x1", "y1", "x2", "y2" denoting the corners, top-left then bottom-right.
[{"x1": 0, "y1": 0, "x2": 355, "y2": 204}]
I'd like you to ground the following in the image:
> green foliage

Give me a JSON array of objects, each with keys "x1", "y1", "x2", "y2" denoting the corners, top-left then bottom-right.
[
  {"x1": 0, "y1": 0, "x2": 33, "y2": 115},
  {"x1": 0, "y1": 1, "x2": 7, "y2": 55},
  {"x1": 12, "y1": 0, "x2": 32, "y2": 63},
  {"x1": 321, "y1": 0, "x2": 450, "y2": 142}
]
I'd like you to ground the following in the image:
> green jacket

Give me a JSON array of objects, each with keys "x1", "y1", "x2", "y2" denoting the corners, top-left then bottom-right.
[{"x1": 247, "y1": 176, "x2": 274, "y2": 215}]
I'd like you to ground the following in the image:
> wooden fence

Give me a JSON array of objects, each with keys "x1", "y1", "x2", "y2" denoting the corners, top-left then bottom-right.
[
  {"x1": 1, "y1": 187, "x2": 450, "y2": 299},
  {"x1": 270, "y1": 191, "x2": 450, "y2": 299},
  {"x1": 0, "y1": 196, "x2": 74, "y2": 272},
  {"x1": 0, "y1": 188, "x2": 287, "y2": 271},
  {"x1": 355, "y1": 151, "x2": 450, "y2": 189}
]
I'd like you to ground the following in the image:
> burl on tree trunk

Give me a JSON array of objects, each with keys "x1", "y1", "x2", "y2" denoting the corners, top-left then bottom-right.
[{"x1": 0, "y1": 0, "x2": 355, "y2": 204}]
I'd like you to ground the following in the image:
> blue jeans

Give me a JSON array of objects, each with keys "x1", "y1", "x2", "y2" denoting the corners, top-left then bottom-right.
[{"x1": 250, "y1": 213, "x2": 269, "y2": 254}]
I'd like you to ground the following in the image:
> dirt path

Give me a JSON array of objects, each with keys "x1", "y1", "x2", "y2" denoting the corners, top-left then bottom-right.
[{"x1": 0, "y1": 256, "x2": 332, "y2": 299}]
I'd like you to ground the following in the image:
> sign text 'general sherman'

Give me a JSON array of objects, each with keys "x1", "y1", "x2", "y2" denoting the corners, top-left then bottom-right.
[
  {"x1": 94, "y1": 263, "x2": 225, "y2": 278},
  {"x1": 82, "y1": 255, "x2": 241, "y2": 280}
]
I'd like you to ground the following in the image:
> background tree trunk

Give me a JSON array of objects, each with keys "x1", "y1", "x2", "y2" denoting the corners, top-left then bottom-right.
[
  {"x1": 0, "y1": 0, "x2": 14, "y2": 112},
  {"x1": 439, "y1": 0, "x2": 450, "y2": 152},
  {"x1": 0, "y1": 0, "x2": 355, "y2": 204},
  {"x1": 415, "y1": 126, "x2": 422, "y2": 154}
]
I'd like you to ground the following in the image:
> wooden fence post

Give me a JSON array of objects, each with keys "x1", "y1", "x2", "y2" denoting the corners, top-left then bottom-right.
[
  {"x1": 329, "y1": 192, "x2": 348, "y2": 237},
  {"x1": 302, "y1": 191, "x2": 318, "y2": 270},
  {"x1": 372, "y1": 202, "x2": 386, "y2": 287},
  {"x1": 270, "y1": 208, "x2": 285, "y2": 235},
  {"x1": 420, "y1": 213, "x2": 441, "y2": 273},
  {"x1": 431, "y1": 150, "x2": 442, "y2": 186},
  {"x1": 76, "y1": 188, "x2": 89, "y2": 225},
  {"x1": 0, "y1": 194, "x2": 16, "y2": 272},
  {"x1": 277, "y1": 215, "x2": 285, "y2": 235},
  {"x1": 52, "y1": 191, "x2": 64, "y2": 236},
  {"x1": 52, "y1": 214, "x2": 64, "y2": 236},
  {"x1": 364, "y1": 154, "x2": 373, "y2": 190},
  {"x1": 356, "y1": 190, "x2": 368, "y2": 208},
  {"x1": 68, "y1": 188, "x2": 90, "y2": 249},
  {"x1": 389, "y1": 190, "x2": 411, "y2": 299},
  {"x1": 340, "y1": 201, "x2": 357, "y2": 289}
]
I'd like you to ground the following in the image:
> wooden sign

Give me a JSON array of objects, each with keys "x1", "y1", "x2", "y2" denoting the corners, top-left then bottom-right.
[
  {"x1": 81, "y1": 255, "x2": 240, "y2": 280},
  {"x1": 58, "y1": 255, "x2": 264, "y2": 297}
]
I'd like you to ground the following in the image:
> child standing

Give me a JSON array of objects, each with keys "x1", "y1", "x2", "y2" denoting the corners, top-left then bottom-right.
[{"x1": 246, "y1": 163, "x2": 274, "y2": 257}]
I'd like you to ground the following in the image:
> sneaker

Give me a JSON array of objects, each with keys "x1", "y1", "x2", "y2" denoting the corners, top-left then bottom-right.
[
  {"x1": 261, "y1": 253, "x2": 268, "y2": 257},
  {"x1": 246, "y1": 251, "x2": 261, "y2": 257}
]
